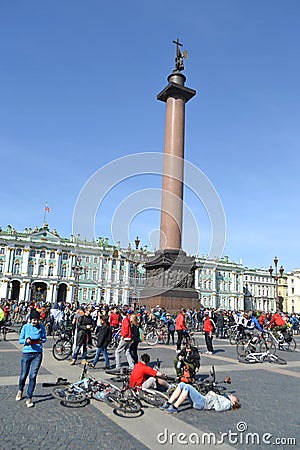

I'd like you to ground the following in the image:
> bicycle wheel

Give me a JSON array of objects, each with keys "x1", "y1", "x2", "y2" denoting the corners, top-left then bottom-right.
[
  {"x1": 52, "y1": 386, "x2": 88, "y2": 404},
  {"x1": 236, "y1": 340, "x2": 251, "y2": 357},
  {"x1": 267, "y1": 354, "x2": 287, "y2": 365},
  {"x1": 229, "y1": 332, "x2": 238, "y2": 345},
  {"x1": 161, "y1": 331, "x2": 168, "y2": 344},
  {"x1": 52, "y1": 339, "x2": 72, "y2": 361},
  {"x1": 283, "y1": 338, "x2": 296, "y2": 352},
  {"x1": 259, "y1": 340, "x2": 276, "y2": 355},
  {"x1": 145, "y1": 330, "x2": 158, "y2": 346},
  {"x1": 139, "y1": 389, "x2": 169, "y2": 407},
  {"x1": 238, "y1": 354, "x2": 258, "y2": 364},
  {"x1": 104, "y1": 392, "x2": 141, "y2": 414}
]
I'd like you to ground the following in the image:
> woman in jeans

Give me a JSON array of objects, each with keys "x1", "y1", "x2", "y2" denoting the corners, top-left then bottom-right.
[
  {"x1": 16, "y1": 309, "x2": 47, "y2": 407},
  {"x1": 160, "y1": 382, "x2": 240, "y2": 414},
  {"x1": 90, "y1": 316, "x2": 112, "y2": 369}
]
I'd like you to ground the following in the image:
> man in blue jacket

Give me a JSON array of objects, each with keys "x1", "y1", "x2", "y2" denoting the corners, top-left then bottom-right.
[{"x1": 16, "y1": 309, "x2": 47, "y2": 407}]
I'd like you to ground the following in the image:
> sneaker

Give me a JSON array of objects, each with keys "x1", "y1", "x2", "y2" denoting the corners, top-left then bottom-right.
[
  {"x1": 159, "y1": 402, "x2": 170, "y2": 410},
  {"x1": 205, "y1": 351, "x2": 213, "y2": 354},
  {"x1": 103, "y1": 366, "x2": 110, "y2": 370},
  {"x1": 26, "y1": 399, "x2": 34, "y2": 408},
  {"x1": 89, "y1": 364, "x2": 95, "y2": 369},
  {"x1": 81, "y1": 359, "x2": 87, "y2": 365},
  {"x1": 15, "y1": 391, "x2": 22, "y2": 401},
  {"x1": 70, "y1": 360, "x2": 75, "y2": 365},
  {"x1": 164, "y1": 405, "x2": 178, "y2": 414}
]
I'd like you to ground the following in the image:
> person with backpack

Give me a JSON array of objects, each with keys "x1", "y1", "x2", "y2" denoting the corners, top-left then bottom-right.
[
  {"x1": 166, "y1": 313, "x2": 175, "y2": 345},
  {"x1": 129, "y1": 314, "x2": 141, "y2": 364}
]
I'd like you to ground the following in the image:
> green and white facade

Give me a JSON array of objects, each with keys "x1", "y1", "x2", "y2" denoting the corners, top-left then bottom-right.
[{"x1": 0, "y1": 224, "x2": 285, "y2": 311}]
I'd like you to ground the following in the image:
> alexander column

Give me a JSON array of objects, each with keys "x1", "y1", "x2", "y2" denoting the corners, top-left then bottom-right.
[{"x1": 142, "y1": 39, "x2": 199, "y2": 312}]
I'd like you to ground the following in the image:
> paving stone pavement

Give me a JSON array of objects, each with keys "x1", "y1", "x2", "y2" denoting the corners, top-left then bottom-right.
[{"x1": 1, "y1": 331, "x2": 299, "y2": 449}]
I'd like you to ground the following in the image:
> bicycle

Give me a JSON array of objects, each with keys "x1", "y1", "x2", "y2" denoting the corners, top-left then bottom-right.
[
  {"x1": 51, "y1": 363, "x2": 118, "y2": 407},
  {"x1": 107, "y1": 327, "x2": 121, "y2": 349},
  {"x1": 145, "y1": 325, "x2": 168, "y2": 346},
  {"x1": 238, "y1": 349, "x2": 287, "y2": 365},
  {"x1": 105, "y1": 368, "x2": 169, "y2": 411},
  {"x1": 52, "y1": 333, "x2": 98, "y2": 361},
  {"x1": 236, "y1": 333, "x2": 276, "y2": 357},
  {"x1": 264, "y1": 329, "x2": 296, "y2": 352},
  {"x1": 182, "y1": 330, "x2": 198, "y2": 349}
]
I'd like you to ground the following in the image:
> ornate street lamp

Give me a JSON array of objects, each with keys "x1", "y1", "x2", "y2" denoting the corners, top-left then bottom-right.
[
  {"x1": 269, "y1": 256, "x2": 284, "y2": 311},
  {"x1": 126, "y1": 237, "x2": 147, "y2": 308},
  {"x1": 72, "y1": 256, "x2": 87, "y2": 308}
]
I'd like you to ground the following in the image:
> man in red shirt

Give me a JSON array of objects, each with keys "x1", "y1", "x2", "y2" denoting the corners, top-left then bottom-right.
[
  {"x1": 109, "y1": 307, "x2": 121, "y2": 329},
  {"x1": 129, "y1": 354, "x2": 170, "y2": 390},
  {"x1": 175, "y1": 309, "x2": 187, "y2": 352},
  {"x1": 266, "y1": 310, "x2": 287, "y2": 335},
  {"x1": 115, "y1": 310, "x2": 134, "y2": 371}
]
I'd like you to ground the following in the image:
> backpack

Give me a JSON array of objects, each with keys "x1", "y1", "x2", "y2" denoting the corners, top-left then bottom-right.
[{"x1": 180, "y1": 365, "x2": 192, "y2": 383}]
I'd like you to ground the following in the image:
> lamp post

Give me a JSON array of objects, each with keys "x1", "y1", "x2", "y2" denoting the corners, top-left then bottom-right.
[
  {"x1": 269, "y1": 256, "x2": 284, "y2": 311},
  {"x1": 72, "y1": 256, "x2": 87, "y2": 308},
  {"x1": 126, "y1": 237, "x2": 147, "y2": 308}
]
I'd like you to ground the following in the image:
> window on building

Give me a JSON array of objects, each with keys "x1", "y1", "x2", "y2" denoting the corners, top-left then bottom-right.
[
  {"x1": 38, "y1": 264, "x2": 44, "y2": 276},
  {"x1": 94, "y1": 257, "x2": 98, "y2": 264},
  {"x1": 91, "y1": 289, "x2": 96, "y2": 301},
  {"x1": 28, "y1": 262, "x2": 34, "y2": 276},
  {"x1": 61, "y1": 265, "x2": 67, "y2": 277},
  {"x1": 83, "y1": 288, "x2": 88, "y2": 301},
  {"x1": 292, "y1": 287, "x2": 294, "y2": 294},
  {"x1": 0, "y1": 261, "x2": 3, "y2": 273},
  {"x1": 50, "y1": 251, "x2": 55, "y2": 259},
  {"x1": 30, "y1": 250, "x2": 36, "y2": 257},
  {"x1": 48, "y1": 265, "x2": 54, "y2": 276},
  {"x1": 0, "y1": 247, "x2": 5, "y2": 254},
  {"x1": 85, "y1": 256, "x2": 90, "y2": 263},
  {"x1": 62, "y1": 253, "x2": 68, "y2": 260},
  {"x1": 15, "y1": 248, "x2": 22, "y2": 256},
  {"x1": 13, "y1": 261, "x2": 20, "y2": 275},
  {"x1": 40, "y1": 250, "x2": 46, "y2": 258},
  {"x1": 92, "y1": 268, "x2": 98, "y2": 281}
]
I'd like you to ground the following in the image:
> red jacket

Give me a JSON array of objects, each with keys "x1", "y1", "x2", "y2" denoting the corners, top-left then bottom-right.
[
  {"x1": 267, "y1": 313, "x2": 286, "y2": 328},
  {"x1": 120, "y1": 316, "x2": 132, "y2": 340},
  {"x1": 110, "y1": 312, "x2": 120, "y2": 328},
  {"x1": 175, "y1": 312, "x2": 186, "y2": 331},
  {"x1": 203, "y1": 317, "x2": 214, "y2": 333}
]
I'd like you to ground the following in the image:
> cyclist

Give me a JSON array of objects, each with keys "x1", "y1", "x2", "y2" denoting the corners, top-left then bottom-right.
[
  {"x1": 266, "y1": 310, "x2": 287, "y2": 336},
  {"x1": 129, "y1": 353, "x2": 170, "y2": 390},
  {"x1": 90, "y1": 316, "x2": 111, "y2": 369},
  {"x1": 174, "y1": 344, "x2": 200, "y2": 381},
  {"x1": 115, "y1": 309, "x2": 134, "y2": 371},
  {"x1": 166, "y1": 313, "x2": 175, "y2": 345},
  {"x1": 70, "y1": 307, "x2": 93, "y2": 365},
  {"x1": 160, "y1": 382, "x2": 240, "y2": 414}
]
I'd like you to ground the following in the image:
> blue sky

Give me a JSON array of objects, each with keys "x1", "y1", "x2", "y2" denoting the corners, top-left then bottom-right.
[{"x1": 0, "y1": 0, "x2": 299, "y2": 271}]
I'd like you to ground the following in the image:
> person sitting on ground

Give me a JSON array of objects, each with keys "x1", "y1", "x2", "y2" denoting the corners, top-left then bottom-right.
[
  {"x1": 160, "y1": 382, "x2": 240, "y2": 414},
  {"x1": 174, "y1": 344, "x2": 200, "y2": 381},
  {"x1": 129, "y1": 353, "x2": 171, "y2": 391}
]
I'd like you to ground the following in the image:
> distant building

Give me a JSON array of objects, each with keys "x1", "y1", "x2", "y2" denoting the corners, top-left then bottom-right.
[
  {"x1": 195, "y1": 255, "x2": 244, "y2": 310},
  {"x1": 0, "y1": 224, "x2": 147, "y2": 306},
  {"x1": 0, "y1": 224, "x2": 297, "y2": 312}
]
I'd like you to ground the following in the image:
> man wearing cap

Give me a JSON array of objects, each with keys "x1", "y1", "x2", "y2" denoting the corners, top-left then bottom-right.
[{"x1": 16, "y1": 309, "x2": 47, "y2": 407}]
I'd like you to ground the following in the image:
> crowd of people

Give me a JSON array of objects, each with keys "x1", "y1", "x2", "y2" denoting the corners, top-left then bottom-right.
[{"x1": 0, "y1": 297, "x2": 299, "y2": 411}]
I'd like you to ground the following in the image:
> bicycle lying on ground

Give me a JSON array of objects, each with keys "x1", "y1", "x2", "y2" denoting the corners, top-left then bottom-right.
[
  {"x1": 104, "y1": 368, "x2": 169, "y2": 415},
  {"x1": 238, "y1": 349, "x2": 287, "y2": 365},
  {"x1": 51, "y1": 363, "x2": 118, "y2": 407}
]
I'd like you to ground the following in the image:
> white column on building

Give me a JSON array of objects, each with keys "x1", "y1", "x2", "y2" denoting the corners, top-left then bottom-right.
[
  {"x1": 107, "y1": 259, "x2": 112, "y2": 283},
  {"x1": 115, "y1": 259, "x2": 121, "y2": 284},
  {"x1": 55, "y1": 252, "x2": 60, "y2": 276},
  {"x1": 66, "y1": 284, "x2": 73, "y2": 303},
  {"x1": 4, "y1": 248, "x2": 13, "y2": 274},
  {"x1": 99, "y1": 256, "x2": 103, "y2": 283},
  {"x1": 21, "y1": 249, "x2": 30, "y2": 275},
  {"x1": 104, "y1": 286, "x2": 110, "y2": 304},
  {"x1": 122, "y1": 287, "x2": 130, "y2": 306}
]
